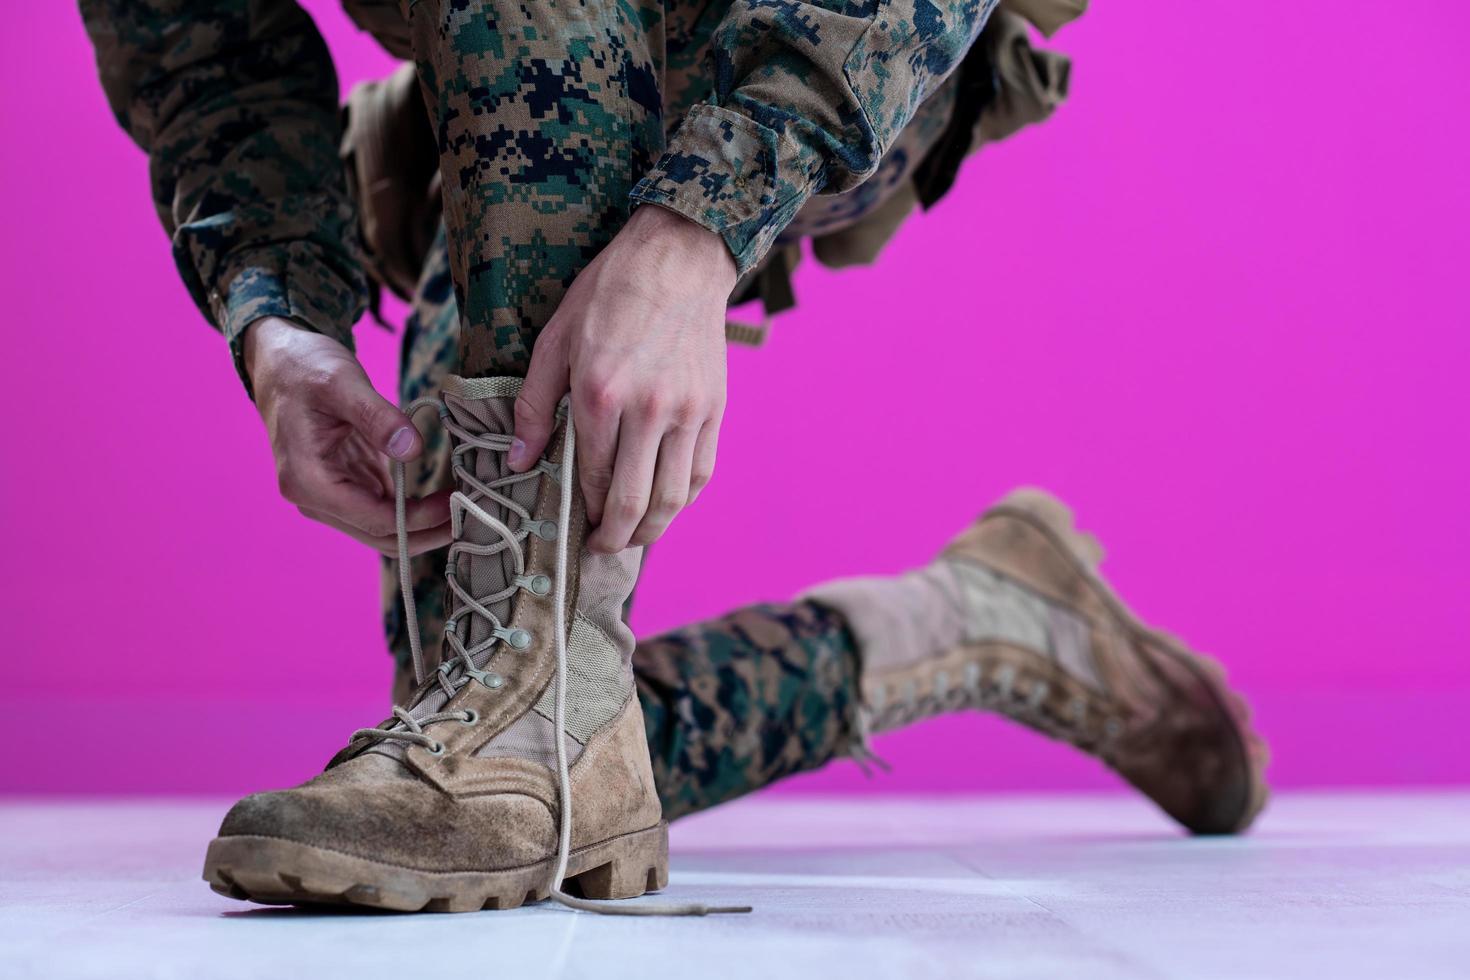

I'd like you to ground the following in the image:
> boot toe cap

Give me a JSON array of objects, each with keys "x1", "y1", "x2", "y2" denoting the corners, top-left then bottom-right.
[{"x1": 217, "y1": 778, "x2": 557, "y2": 872}]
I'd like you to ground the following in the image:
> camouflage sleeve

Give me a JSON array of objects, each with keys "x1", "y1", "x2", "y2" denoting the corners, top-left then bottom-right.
[
  {"x1": 630, "y1": 0, "x2": 999, "y2": 275},
  {"x1": 80, "y1": 0, "x2": 369, "y2": 396}
]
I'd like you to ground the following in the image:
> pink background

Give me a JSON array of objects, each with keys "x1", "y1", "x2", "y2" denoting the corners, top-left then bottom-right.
[{"x1": 2, "y1": 2, "x2": 1466, "y2": 797}]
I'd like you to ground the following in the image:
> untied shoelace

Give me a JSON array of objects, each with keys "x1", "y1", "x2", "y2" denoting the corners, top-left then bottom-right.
[{"x1": 367, "y1": 394, "x2": 749, "y2": 917}]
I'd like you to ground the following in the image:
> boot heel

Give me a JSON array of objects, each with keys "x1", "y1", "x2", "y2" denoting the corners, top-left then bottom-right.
[{"x1": 567, "y1": 823, "x2": 669, "y2": 900}]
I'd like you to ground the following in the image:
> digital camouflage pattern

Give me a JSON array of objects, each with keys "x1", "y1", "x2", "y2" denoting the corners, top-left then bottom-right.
[
  {"x1": 82, "y1": 0, "x2": 1002, "y2": 379},
  {"x1": 630, "y1": 0, "x2": 1000, "y2": 276},
  {"x1": 80, "y1": 0, "x2": 370, "y2": 396},
  {"x1": 405, "y1": 0, "x2": 999, "y2": 374},
  {"x1": 632, "y1": 601, "x2": 863, "y2": 821},
  {"x1": 381, "y1": 228, "x2": 864, "y2": 819},
  {"x1": 382, "y1": 227, "x2": 458, "y2": 687},
  {"x1": 81, "y1": 0, "x2": 1080, "y2": 817}
]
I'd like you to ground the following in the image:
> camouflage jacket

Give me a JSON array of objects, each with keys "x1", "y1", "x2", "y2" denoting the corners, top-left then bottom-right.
[{"x1": 81, "y1": 0, "x2": 1013, "y2": 388}]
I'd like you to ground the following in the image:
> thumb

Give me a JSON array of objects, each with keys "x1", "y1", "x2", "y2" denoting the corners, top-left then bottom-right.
[
  {"x1": 510, "y1": 326, "x2": 570, "y2": 472},
  {"x1": 324, "y1": 364, "x2": 422, "y2": 461}
]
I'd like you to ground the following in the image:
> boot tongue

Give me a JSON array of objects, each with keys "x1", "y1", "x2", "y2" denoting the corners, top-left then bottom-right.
[
  {"x1": 363, "y1": 376, "x2": 540, "y2": 761},
  {"x1": 442, "y1": 383, "x2": 533, "y2": 648}
]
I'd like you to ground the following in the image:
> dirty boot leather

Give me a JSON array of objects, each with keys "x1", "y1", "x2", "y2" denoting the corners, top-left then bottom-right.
[
  {"x1": 807, "y1": 488, "x2": 1269, "y2": 835},
  {"x1": 204, "y1": 377, "x2": 742, "y2": 914}
]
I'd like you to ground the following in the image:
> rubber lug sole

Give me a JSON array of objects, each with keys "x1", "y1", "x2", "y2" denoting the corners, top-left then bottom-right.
[{"x1": 203, "y1": 821, "x2": 670, "y2": 912}]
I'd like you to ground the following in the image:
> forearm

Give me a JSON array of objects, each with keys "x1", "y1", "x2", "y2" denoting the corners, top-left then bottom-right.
[
  {"x1": 631, "y1": 0, "x2": 998, "y2": 274},
  {"x1": 81, "y1": 0, "x2": 370, "y2": 395}
]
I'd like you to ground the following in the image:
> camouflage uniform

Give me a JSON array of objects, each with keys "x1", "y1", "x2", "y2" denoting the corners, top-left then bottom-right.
[
  {"x1": 82, "y1": 0, "x2": 1082, "y2": 818},
  {"x1": 385, "y1": 225, "x2": 864, "y2": 819}
]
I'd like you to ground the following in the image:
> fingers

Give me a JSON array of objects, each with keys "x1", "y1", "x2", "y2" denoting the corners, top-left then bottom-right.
[
  {"x1": 256, "y1": 329, "x2": 451, "y2": 554},
  {"x1": 629, "y1": 425, "x2": 696, "y2": 547},
  {"x1": 572, "y1": 377, "x2": 621, "y2": 529},
  {"x1": 299, "y1": 504, "x2": 454, "y2": 557},
  {"x1": 285, "y1": 457, "x2": 451, "y2": 554},
  {"x1": 400, "y1": 489, "x2": 454, "y2": 532},
  {"x1": 577, "y1": 385, "x2": 722, "y2": 551},
  {"x1": 586, "y1": 409, "x2": 658, "y2": 553},
  {"x1": 687, "y1": 416, "x2": 721, "y2": 507},
  {"x1": 280, "y1": 457, "x2": 450, "y2": 533},
  {"x1": 510, "y1": 325, "x2": 570, "y2": 472},
  {"x1": 345, "y1": 448, "x2": 394, "y2": 500},
  {"x1": 318, "y1": 362, "x2": 423, "y2": 462},
  {"x1": 295, "y1": 490, "x2": 453, "y2": 557},
  {"x1": 280, "y1": 471, "x2": 396, "y2": 538}
]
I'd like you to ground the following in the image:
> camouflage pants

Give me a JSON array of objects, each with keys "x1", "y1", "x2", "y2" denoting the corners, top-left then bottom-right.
[
  {"x1": 383, "y1": 0, "x2": 953, "y2": 819},
  {"x1": 400, "y1": 0, "x2": 950, "y2": 375},
  {"x1": 387, "y1": 233, "x2": 863, "y2": 821}
]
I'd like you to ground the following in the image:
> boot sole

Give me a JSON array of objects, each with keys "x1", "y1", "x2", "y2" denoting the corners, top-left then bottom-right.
[
  {"x1": 977, "y1": 488, "x2": 1270, "y2": 835},
  {"x1": 203, "y1": 821, "x2": 670, "y2": 912}
]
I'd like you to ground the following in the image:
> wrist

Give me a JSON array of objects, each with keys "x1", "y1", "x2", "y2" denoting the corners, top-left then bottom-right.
[
  {"x1": 242, "y1": 318, "x2": 290, "y2": 385},
  {"x1": 625, "y1": 204, "x2": 738, "y2": 291},
  {"x1": 241, "y1": 316, "x2": 317, "y2": 384}
]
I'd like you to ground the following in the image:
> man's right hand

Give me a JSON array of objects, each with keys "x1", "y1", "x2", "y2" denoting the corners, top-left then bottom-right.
[{"x1": 243, "y1": 316, "x2": 451, "y2": 557}]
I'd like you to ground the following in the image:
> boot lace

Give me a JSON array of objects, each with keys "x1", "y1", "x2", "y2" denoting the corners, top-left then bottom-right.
[{"x1": 360, "y1": 394, "x2": 747, "y2": 917}]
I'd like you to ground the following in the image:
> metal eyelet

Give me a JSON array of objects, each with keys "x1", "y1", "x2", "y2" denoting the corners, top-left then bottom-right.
[
  {"x1": 964, "y1": 662, "x2": 983, "y2": 688},
  {"x1": 461, "y1": 709, "x2": 479, "y2": 725},
  {"x1": 506, "y1": 629, "x2": 532, "y2": 650},
  {"x1": 462, "y1": 665, "x2": 503, "y2": 690},
  {"x1": 513, "y1": 574, "x2": 552, "y2": 597},
  {"x1": 426, "y1": 741, "x2": 445, "y2": 756}
]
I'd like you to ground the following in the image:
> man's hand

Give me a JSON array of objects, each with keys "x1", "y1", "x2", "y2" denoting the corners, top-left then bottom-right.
[
  {"x1": 509, "y1": 205, "x2": 735, "y2": 553},
  {"x1": 244, "y1": 316, "x2": 451, "y2": 556}
]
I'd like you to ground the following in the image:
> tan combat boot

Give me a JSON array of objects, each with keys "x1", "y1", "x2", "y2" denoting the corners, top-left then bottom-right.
[
  {"x1": 204, "y1": 377, "x2": 738, "y2": 914},
  {"x1": 807, "y1": 488, "x2": 1269, "y2": 835}
]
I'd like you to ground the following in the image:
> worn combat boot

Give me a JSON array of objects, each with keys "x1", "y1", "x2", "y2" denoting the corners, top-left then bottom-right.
[
  {"x1": 807, "y1": 488, "x2": 1269, "y2": 835},
  {"x1": 204, "y1": 377, "x2": 743, "y2": 914}
]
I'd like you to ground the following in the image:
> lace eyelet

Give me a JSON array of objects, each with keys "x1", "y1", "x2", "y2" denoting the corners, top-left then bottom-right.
[
  {"x1": 506, "y1": 629, "x2": 532, "y2": 650},
  {"x1": 461, "y1": 709, "x2": 479, "y2": 724},
  {"x1": 481, "y1": 673, "x2": 504, "y2": 690},
  {"x1": 426, "y1": 741, "x2": 445, "y2": 756}
]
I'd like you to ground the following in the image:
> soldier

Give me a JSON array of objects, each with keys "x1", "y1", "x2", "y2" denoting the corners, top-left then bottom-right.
[{"x1": 82, "y1": 0, "x2": 1267, "y2": 914}]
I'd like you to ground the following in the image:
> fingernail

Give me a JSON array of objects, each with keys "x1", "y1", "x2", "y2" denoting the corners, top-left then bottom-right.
[
  {"x1": 387, "y1": 426, "x2": 415, "y2": 459},
  {"x1": 508, "y1": 438, "x2": 527, "y2": 469}
]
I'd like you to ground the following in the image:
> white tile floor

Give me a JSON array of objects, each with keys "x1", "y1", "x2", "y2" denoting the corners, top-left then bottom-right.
[{"x1": 2, "y1": 792, "x2": 1468, "y2": 980}]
